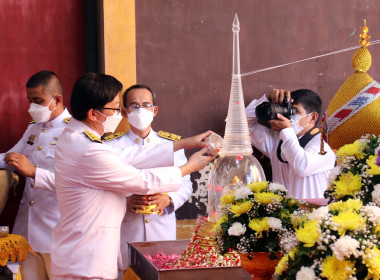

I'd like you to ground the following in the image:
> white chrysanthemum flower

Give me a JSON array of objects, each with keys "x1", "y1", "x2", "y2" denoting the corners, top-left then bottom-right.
[
  {"x1": 267, "y1": 217, "x2": 282, "y2": 230},
  {"x1": 295, "y1": 266, "x2": 316, "y2": 280},
  {"x1": 234, "y1": 186, "x2": 252, "y2": 200},
  {"x1": 309, "y1": 206, "x2": 329, "y2": 221},
  {"x1": 361, "y1": 205, "x2": 380, "y2": 223},
  {"x1": 332, "y1": 236, "x2": 360, "y2": 260},
  {"x1": 372, "y1": 184, "x2": 380, "y2": 207},
  {"x1": 227, "y1": 222, "x2": 246, "y2": 236},
  {"x1": 328, "y1": 166, "x2": 341, "y2": 184},
  {"x1": 268, "y1": 182, "x2": 287, "y2": 193}
]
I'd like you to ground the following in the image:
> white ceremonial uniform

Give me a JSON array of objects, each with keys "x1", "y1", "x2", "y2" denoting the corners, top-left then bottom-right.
[
  {"x1": 246, "y1": 95, "x2": 336, "y2": 199},
  {"x1": 105, "y1": 129, "x2": 193, "y2": 269},
  {"x1": 51, "y1": 118, "x2": 183, "y2": 280},
  {"x1": 0, "y1": 108, "x2": 71, "y2": 280}
]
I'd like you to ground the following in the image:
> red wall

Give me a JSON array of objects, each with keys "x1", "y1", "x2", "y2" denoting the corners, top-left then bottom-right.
[{"x1": 0, "y1": 0, "x2": 85, "y2": 151}]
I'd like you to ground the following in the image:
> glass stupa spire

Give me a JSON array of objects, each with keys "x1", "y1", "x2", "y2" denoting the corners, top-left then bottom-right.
[
  {"x1": 207, "y1": 15, "x2": 265, "y2": 222},
  {"x1": 219, "y1": 14, "x2": 253, "y2": 156}
]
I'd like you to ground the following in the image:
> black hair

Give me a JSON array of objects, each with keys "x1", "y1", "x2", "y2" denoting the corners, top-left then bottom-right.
[
  {"x1": 70, "y1": 73, "x2": 123, "y2": 121},
  {"x1": 123, "y1": 84, "x2": 156, "y2": 106},
  {"x1": 291, "y1": 89, "x2": 322, "y2": 123},
  {"x1": 26, "y1": 70, "x2": 63, "y2": 96}
]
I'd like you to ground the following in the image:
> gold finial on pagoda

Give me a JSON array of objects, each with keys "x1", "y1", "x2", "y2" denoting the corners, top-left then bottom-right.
[
  {"x1": 359, "y1": 19, "x2": 371, "y2": 47},
  {"x1": 352, "y1": 19, "x2": 372, "y2": 73}
]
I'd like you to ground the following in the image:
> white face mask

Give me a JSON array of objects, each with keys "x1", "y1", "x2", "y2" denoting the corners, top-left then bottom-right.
[
  {"x1": 28, "y1": 96, "x2": 56, "y2": 123},
  {"x1": 290, "y1": 113, "x2": 312, "y2": 135},
  {"x1": 96, "y1": 110, "x2": 123, "y2": 133},
  {"x1": 127, "y1": 108, "x2": 154, "y2": 130}
]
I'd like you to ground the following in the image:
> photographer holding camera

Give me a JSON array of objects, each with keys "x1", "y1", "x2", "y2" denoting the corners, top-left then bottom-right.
[{"x1": 246, "y1": 89, "x2": 335, "y2": 199}]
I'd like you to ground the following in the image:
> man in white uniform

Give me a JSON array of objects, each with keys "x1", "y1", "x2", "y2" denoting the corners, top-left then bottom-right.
[
  {"x1": 51, "y1": 73, "x2": 214, "y2": 280},
  {"x1": 0, "y1": 71, "x2": 70, "y2": 280},
  {"x1": 104, "y1": 85, "x2": 193, "y2": 276},
  {"x1": 246, "y1": 89, "x2": 335, "y2": 199}
]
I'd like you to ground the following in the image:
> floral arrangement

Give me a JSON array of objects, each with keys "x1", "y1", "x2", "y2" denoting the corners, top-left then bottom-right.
[
  {"x1": 213, "y1": 180, "x2": 299, "y2": 259},
  {"x1": 276, "y1": 199, "x2": 380, "y2": 280},
  {"x1": 325, "y1": 134, "x2": 380, "y2": 206},
  {"x1": 145, "y1": 217, "x2": 240, "y2": 269}
]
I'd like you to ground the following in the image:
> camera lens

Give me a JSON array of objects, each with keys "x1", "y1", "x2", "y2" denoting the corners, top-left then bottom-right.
[
  {"x1": 255, "y1": 101, "x2": 295, "y2": 121},
  {"x1": 255, "y1": 102, "x2": 273, "y2": 122}
]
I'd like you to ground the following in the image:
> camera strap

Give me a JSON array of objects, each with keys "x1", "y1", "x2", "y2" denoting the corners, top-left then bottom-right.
[{"x1": 277, "y1": 127, "x2": 320, "y2": 163}]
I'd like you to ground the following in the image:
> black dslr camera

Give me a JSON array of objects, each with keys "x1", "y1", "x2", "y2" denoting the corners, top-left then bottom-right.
[{"x1": 255, "y1": 99, "x2": 296, "y2": 122}]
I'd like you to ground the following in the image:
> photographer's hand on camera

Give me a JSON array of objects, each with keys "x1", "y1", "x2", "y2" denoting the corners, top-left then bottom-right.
[
  {"x1": 266, "y1": 89, "x2": 291, "y2": 104},
  {"x1": 269, "y1": 113, "x2": 292, "y2": 132}
]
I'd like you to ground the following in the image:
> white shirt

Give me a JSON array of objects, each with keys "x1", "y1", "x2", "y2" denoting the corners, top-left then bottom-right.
[
  {"x1": 0, "y1": 108, "x2": 71, "y2": 253},
  {"x1": 51, "y1": 118, "x2": 182, "y2": 279},
  {"x1": 246, "y1": 95, "x2": 336, "y2": 199},
  {"x1": 105, "y1": 129, "x2": 192, "y2": 269}
]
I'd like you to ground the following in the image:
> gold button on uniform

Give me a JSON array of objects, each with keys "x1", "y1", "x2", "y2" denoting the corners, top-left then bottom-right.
[
  {"x1": 50, "y1": 123, "x2": 54, "y2": 127},
  {"x1": 31, "y1": 182, "x2": 35, "y2": 188},
  {"x1": 29, "y1": 200, "x2": 35, "y2": 206},
  {"x1": 134, "y1": 138, "x2": 140, "y2": 144},
  {"x1": 35, "y1": 164, "x2": 39, "y2": 167},
  {"x1": 146, "y1": 138, "x2": 151, "y2": 143},
  {"x1": 38, "y1": 146, "x2": 43, "y2": 150},
  {"x1": 42, "y1": 129, "x2": 47, "y2": 132},
  {"x1": 145, "y1": 218, "x2": 150, "y2": 224}
]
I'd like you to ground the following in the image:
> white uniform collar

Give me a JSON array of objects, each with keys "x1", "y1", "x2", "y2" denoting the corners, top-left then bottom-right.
[
  {"x1": 43, "y1": 108, "x2": 71, "y2": 129},
  {"x1": 126, "y1": 129, "x2": 156, "y2": 145},
  {"x1": 69, "y1": 117, "x2": 102, "y2": 139}
]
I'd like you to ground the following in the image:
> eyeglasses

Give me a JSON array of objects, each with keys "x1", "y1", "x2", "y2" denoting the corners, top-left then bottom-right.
[
  {"x1": 126, "y1": 103, "x2": 155, "y2": 112},
  {"x1": 103, "y1": 107, "x2": 121, "y2": 112}
]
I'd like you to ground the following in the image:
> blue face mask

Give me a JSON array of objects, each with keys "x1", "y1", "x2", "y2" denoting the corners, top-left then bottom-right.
[{"x1": 290, "y1": 113, "x2": 312, "y2": 135}]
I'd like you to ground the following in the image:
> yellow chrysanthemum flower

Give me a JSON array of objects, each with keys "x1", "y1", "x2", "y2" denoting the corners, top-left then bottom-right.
[
  {"x1": 254, "y1": 192, "x2": 283, "y2": 204},
  {"x1": 332, "y1": 172, "x2": 362, "y2": 198},
  {"x1": 220, "y1": 194, "x2": 236, "y2": 205},
  {"x1": 366, "y1": 154, "x2": 380, "y2": 176},
  {"x1": 329, "y1": 199, "x2": 362, "y2": 213},
  {"x1": 364, "y1": 247, "x2": 380, "y2": 279},
  {"x1": 229, "y1": 201, "x2": 253, "y2": 217},
  {"x1": 248, "y1": 217, "x2": 269, "y2": 238},
  {"x1": 286, "y1": 198, "x2": 298, "y2": 207},
  {"x1": 288, "y1": 248, "x2": 298, "y2": 260},
  {"x1": 275, "y1": 254, "x2": 288, "y2": 275},
  {"x1": 213, "y1": 214, "x2": 228, "y2": 231},
  {"x1": 247, "y1": 181, "x2": 268, "y2": 193},
  {"x1": 336, "y1": 140, "x2": 365, "y2": 163},
  {"x1": 320, "y1": 255, "x2": 355, "y2": 280},
  {"x1": 295, "y1": 219, "x2": 320, "y2": 247},
  {"x1": 291, "y1": 214, "x2": 308, "y2": 229},
  {"x1": 331, "y1": 210, "x2": 366, "y2": 236}
]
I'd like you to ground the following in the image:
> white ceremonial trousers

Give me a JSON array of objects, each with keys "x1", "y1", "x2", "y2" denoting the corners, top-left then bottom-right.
[
  {"x1": 0, "y1": 109, "x2": 71, "y2": 253},
  {"x1": 246, "y1": 95, "x2": 336, "y2": 199},
  {"x1": 105, "y1": 129, "x2": 193, "y2": 269},
  {"x1": 51, "y1": 118, "x2": 183, "y2": 279}
]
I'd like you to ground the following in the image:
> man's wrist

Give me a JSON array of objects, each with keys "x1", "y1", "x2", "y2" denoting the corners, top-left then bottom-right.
[{"x1": 168, "y1": 195, "x2": 173, "y2": 206}]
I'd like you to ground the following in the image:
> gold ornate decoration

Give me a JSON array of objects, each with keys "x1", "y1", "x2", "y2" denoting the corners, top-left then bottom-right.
[
  {"x1": 158, "y1": 131, "x2": 182, "y2": 141},
  {"x1": 325, "y1": 19, "x2": 380, "y2": 150},
  {"x1": 0, "y1": 234, "x2": 34, "y2": 266},
  {"x1": 102, "y1": 131, "x2": 126, "y2": 142},
  {"x1": 83, "y1": 131, "x2": 103, "y2": 143}
]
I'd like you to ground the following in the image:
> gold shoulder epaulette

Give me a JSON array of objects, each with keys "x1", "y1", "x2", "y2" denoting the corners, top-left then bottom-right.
[
  {"x1": 64, "y1": 117, "x2": 71, "y2": 124},
  {"x1": 30, "y1": 120, "x2": 35, "y2": 124},
  {"x1": 158, "y1": 130, "x2": 182, "y2": 141},
  {"x1": 83, "y1": 131, "x2": 102, "y2": 143},
  {"x1": 103, "y1": 131, "x2": 126, "y2": 142}
]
